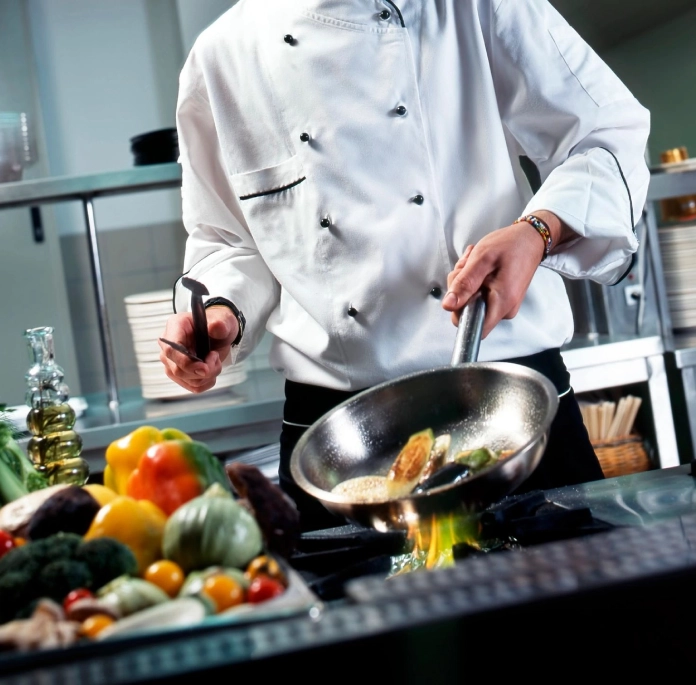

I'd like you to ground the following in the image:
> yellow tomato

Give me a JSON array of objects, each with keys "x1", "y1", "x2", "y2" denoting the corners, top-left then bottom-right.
[
  {"x1": 202, "y1": 574, "x2": 245, "y2": 612},
  {"x1": 82, "y1": 483, "x2": 119, "y2": 507},
  {"x1": 245, "y1": 555, "x2": 283, "y2": 583},
  {"x1": 144, "y1": 560, "x2": 185, "y2": 597},
  {"x1": 80, "y1": 614, "x2": 115, "y2": 639}
]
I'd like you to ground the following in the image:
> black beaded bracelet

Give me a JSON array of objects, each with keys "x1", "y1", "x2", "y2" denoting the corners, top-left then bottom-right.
[{"x1": 203, "y1": 297, "x2": 246, "y2": 346}]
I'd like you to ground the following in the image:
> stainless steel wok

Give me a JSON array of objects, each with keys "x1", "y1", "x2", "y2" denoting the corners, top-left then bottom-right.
[{"x1": 290, "y1": 294, "x2": 559, "y2": 531}]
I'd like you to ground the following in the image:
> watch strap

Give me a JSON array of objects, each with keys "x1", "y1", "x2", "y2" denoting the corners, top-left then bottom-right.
[{"x1": 203, "y1": 297, "x2": 246, "y2": 346}]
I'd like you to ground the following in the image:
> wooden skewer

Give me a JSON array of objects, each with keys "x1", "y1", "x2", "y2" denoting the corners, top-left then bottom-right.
[
  {"x1": 588, "y1": 403, "x2": 598, "y2": 442},
  {"x1": 608, "y1": 396, "x2": 628, "y2": 440},
  {"x1": 624, "y1": 396, "x2": 642, "y2": 437}
]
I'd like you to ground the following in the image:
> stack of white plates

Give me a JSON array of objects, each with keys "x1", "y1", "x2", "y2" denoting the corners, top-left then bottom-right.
[
  {"x1": 125, "y1": 290, "x2": 246, "y2": 400},
  {"x1": 659, "y1": 223, "x2": 696, "y2": 330}
]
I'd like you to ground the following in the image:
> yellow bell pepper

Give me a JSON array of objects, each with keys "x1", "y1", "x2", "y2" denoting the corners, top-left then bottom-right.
[
  {"x1": 82, "y1": 483, "x2": 119, "y2": 507},
  {"x1": 102, "y1": 426, "x2": 191, "y2": 494},
  {"x1": 84, "y1": 496, "x2": 168, "y2": 575}
]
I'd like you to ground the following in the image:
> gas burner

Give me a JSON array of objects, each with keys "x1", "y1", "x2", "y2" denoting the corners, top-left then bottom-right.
[
  {"x1": 289, "y1": 525, "x2": 409, "y2": 600},
  {"x1": 289, "y1": 492, "x2": 613, "y2": 600},
  {"x1": 462, "y1": 490, "x2": 614, "y2": 553}
]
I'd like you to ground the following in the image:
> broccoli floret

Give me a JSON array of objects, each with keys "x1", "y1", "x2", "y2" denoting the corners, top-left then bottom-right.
[
  {"x1": 0, "y1": 544, "x2": 42, "y2": 578},
  {"x1": 75, "y1": 538, "x2": 138, "y2": 591},
  {"x1": 36, "y1": 559, "x2": 93, "y2": 602},
  {"x1": 0, "y1": 571, "x2": 35, "y2": 624},
  {"x1": 29, "y1": 532, "x2": 83, "y2": 564},
  {"x1": 0, "y1": 532, "x2": 98, "y2": 624},
  {"x1": 0, "y1": 533, "x2": 84, "y2": 579},
  {"x1": 0, "y1": 533, "x2": 83, "y2": 581}
]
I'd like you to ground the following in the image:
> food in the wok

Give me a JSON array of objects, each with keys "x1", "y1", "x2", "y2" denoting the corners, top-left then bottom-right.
[
  {"x1": 331, "y1": 475, "x2": 389, "y2": 503},
  {"x1": 330, "y1": 430, "x2": 515, "y2": 503},
  {"x1": 417, "y1": 434, "x2": 452, "y2": 486},
  {"x1": 412, "y1": 462, "x2": 471, "y2": 494},
  {"x1": 386, "y1": 428, "x2": 435, "y2": 499}
]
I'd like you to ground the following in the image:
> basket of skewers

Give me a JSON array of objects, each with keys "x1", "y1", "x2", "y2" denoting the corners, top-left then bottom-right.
[{"x1": 579, "y1": 395, "x2": 652, "y2": 478}]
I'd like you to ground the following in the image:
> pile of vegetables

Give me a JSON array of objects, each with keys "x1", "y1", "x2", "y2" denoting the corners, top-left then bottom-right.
[
  {"x1": 0, "y1": 412, "x2": 49, "y2": 506},
  {"x1": 0, "y1": 423, "x2": 301, "y2": 651}
]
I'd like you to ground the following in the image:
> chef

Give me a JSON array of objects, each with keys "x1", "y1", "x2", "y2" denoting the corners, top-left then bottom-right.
[{"x1": 160, "y1": 0, "x2": 651, "y2": 530}]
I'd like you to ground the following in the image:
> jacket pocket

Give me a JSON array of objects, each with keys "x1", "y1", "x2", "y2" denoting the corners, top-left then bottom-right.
[
  {"x1": 548, "y1": 23, "x2": 632, "y2": 107},
  {"x1": 232, "y1": 155, "x2": 306, "y2": 201},
  {"x1": 229, "y1": 154, "x2": 318, "y2": 272}
]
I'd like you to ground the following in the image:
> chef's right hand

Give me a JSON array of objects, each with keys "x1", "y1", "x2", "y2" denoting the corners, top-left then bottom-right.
[{"x1": 158, "y1": 307, "x2": 239, "y2": 393}]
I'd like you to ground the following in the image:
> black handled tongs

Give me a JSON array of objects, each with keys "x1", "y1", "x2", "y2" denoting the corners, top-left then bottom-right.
[
  {"x1": 160, "y1": 277, "x2": 211, "y2": 362},
  {"x1": 180, "y1": 277, "x2": 211, "y2": 361}
]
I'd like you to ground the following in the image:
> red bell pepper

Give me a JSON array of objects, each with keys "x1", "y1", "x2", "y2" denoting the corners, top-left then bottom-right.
[{"x1": 125, "y1": 440, "x2": 231, "y2": 516}]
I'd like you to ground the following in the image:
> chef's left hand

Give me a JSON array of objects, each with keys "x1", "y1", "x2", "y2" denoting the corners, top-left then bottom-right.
[{"x1": 442, "y1": 210, "x2": 572, "y2": 338}]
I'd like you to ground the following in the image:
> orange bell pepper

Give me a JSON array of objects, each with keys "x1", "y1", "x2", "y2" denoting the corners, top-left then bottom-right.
[
  {"x1": 103, "y1": 426, "x2": 191, "y2": 494},
  {"x1": 126, "y1": 440, "x2": 231, "y2": 516}
]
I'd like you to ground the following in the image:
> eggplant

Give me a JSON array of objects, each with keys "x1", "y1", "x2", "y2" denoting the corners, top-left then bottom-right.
[{"x1": 412, "y1": 462, "x2": 471, "y2": 494}]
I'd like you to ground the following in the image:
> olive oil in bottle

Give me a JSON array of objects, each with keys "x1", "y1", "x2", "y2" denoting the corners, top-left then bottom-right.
[{"x1": 24, "y1": 326, "x2": 89, "y2": 485}]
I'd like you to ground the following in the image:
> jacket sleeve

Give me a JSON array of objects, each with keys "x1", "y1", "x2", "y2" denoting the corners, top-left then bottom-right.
[
  {"x1": 489, "y1": 0, "x2": 651, "y2": 284},
  {"x1": 173, "y1": 47, "x2": 280, "y2": 364}
]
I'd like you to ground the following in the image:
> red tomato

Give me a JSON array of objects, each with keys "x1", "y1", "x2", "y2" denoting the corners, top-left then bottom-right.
[
  {"x1": 0, "y1": 531, "x2": 15, "y2": 559},
  {"x1": 246, "y1": 574, "x2": 285, "y2": 604},
  {"x1": 63, "y1": 588, "x2": 94, "y2": 613}
]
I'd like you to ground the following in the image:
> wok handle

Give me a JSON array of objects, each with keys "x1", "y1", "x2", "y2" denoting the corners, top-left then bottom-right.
[{"x1": 450, "y1": 292, "x2": 486, "y2": 366}]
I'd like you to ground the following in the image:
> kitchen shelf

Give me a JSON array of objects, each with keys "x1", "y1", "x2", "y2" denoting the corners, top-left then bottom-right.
[
  {"x1": 647, "y1": 166, "x2": 696, "y2": 202},
  {"x1": 0, "y1": 163, "x2": 182, "y2": 417},
  {"x1": 644, "y1": 163, "x2": 696, "y2": 464},
  {"x1": 0, "y1": 163, "x2": 181, "y2": 208}
]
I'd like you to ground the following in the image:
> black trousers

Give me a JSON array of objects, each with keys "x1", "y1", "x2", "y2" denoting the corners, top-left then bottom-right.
[{"x1": 279, "y1": 348, "x2": 605, "y2": 531}]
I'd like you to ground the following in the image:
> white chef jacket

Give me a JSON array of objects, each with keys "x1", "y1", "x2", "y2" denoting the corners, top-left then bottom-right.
[{"x1": 173, "y1": 0, "x2": 650, "y2": 392}]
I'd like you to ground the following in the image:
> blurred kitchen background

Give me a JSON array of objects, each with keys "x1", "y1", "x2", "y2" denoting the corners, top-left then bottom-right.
[
  {"x1": 3, "y1": 0, "x2": 696, "y2": 471},
  {"x1": 0, "y1": 0, "x2": 272, "y2": 405}
]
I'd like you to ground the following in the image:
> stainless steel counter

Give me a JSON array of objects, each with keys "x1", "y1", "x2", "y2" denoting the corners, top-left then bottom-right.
[{"x1": 17, "y1": 368, "x2": 286, "y2": 475}]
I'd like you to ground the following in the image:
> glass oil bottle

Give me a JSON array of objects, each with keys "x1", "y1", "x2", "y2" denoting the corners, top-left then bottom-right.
[{"x1": 24, "y1": 326, "x2": 89, "y2": 485}]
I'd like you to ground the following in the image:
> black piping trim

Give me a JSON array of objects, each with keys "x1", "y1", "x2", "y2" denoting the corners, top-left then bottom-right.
[
  {"x1": 384, "y1": 0, "x2": 405, "y2": 27},
  {"x1": 600, "y1": 147, "x2": 634, "y2": 229},
  {"x1": 239, "y1": 176, "x2": 306, "y2": 200},
  {"x1": 600, "y1": 147, "x2": 636, "y2": 286},
  {"x1": 615, "y1": 252, "x2": 637, "y2": 286}
]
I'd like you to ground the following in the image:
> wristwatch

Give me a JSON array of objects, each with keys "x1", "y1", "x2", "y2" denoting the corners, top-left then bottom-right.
[{"x1": 203, "y1": 297, "x2": 246, "y2": 346}]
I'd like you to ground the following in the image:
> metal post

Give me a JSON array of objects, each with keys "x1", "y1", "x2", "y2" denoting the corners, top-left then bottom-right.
[
  {"x1": 581, "y1": 280, "x2": 599, "y2": 340},
  {"x1": 644, "y1": 202, "x2": 674, "y2": 351},
  {"x1": 647, "y1": 354, "x2": 680, "y2": 468},
  {"x1": 82, "y1": 196, "x2": 120, "y2": 416}
]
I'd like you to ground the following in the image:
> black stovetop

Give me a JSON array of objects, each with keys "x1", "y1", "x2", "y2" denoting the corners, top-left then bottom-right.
[{"x1": 290, "y1": 488, "x2": 617, "y2": 601}]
